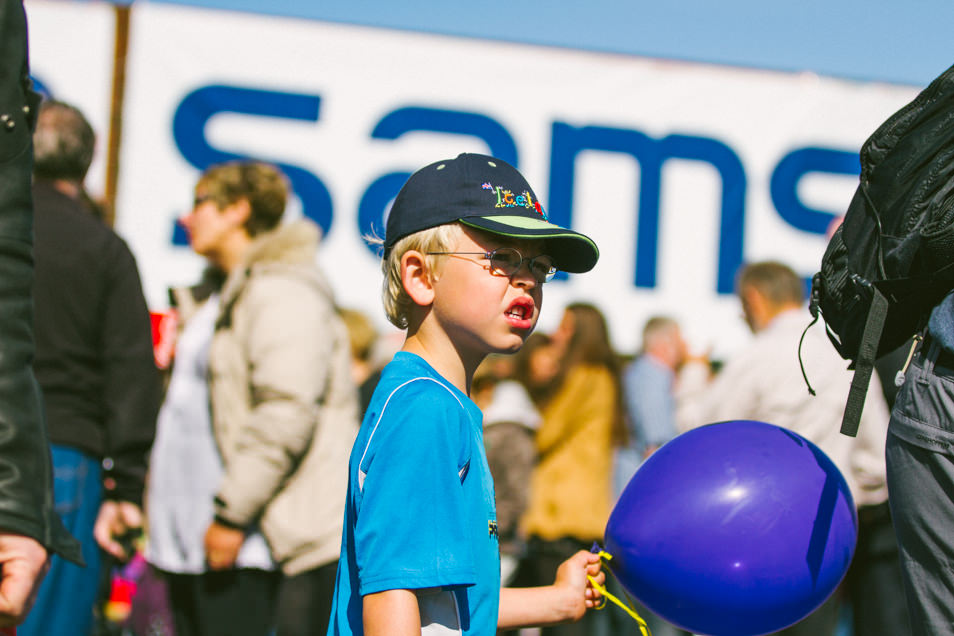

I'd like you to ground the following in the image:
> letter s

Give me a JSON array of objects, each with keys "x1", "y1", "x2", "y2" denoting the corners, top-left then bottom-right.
[
  {"x1": 771, "y1": 147, "x2": 859, "y2": 235},
  {"x1": 172, "y1": 84, "x2": 333, "y2": 239}
]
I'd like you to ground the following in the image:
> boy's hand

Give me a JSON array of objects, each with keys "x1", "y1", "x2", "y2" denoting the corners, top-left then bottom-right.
[
  {"x1": 554, "y1": 550, "x2": 605, "y2": 621},
  {"x1": 498, "y1": 551, "x2": 606, "y2": 629}
]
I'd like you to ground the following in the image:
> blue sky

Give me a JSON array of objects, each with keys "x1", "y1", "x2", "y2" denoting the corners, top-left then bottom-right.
[{"x1": 147, "y1": 0, "x2": 953, "y2": 87}]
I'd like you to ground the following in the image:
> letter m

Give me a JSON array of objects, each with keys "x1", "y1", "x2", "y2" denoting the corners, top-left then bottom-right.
[{"x1": 549, "y1": 123, "x2": 746, "y2": 294}]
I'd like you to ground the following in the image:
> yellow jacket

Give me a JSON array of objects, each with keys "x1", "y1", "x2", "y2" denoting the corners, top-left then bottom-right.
[{"x1": 522, "y1": 364, "x2": 616, "y2": 541}]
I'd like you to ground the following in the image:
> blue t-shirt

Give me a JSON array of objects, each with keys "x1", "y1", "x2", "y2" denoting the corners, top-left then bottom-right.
[{"x1": 328, "y1": 352, "x2": 500, "y2": 636}]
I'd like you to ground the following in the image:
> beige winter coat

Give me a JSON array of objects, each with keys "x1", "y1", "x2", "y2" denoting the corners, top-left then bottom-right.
[{"x1": 209, "y1": 219, "x2": 359, "y2": 576}]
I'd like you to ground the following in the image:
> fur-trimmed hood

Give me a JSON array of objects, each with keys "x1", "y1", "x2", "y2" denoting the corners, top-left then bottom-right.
[
  {"x1": 218, "y1": 219, "x2": 333, "y2": 317},
  {"x1": 244, "y1": 218, "x2": 321, "y2": 267}
]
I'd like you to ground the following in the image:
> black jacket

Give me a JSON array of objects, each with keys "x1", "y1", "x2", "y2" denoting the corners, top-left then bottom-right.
[
  {"x1": 0, "y1": 0, "x2": 80, "y2": 563},
  {"x1": 32, "y1": 182, "x2": 160, "y2": 507}
]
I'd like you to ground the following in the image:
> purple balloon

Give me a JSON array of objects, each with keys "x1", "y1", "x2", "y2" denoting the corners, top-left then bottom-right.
[{"x1": 604, "y1": 420, "x2": 857, "y2": 636}]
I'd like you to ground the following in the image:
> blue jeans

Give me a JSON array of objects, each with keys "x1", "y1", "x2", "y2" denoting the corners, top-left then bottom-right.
[{"x1": 20, "y1": 445, "x2": 102, "y2": 636}]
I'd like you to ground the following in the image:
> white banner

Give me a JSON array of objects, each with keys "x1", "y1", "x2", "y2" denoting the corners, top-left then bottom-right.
[
  {"x1": 24, "y1": 0, "x2": 115, "y2": 196},
  {"x1": 24, "y1": 1, "x2": 919, "y2": 357}
]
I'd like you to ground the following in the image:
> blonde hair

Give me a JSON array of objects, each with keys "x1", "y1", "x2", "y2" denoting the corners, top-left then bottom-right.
[
  {"x1": 339, "y1": 307, "x2": 378, "y2": 362},
  {"x1": 379, "y1": 223, "x2": 463, "y2": 329}
]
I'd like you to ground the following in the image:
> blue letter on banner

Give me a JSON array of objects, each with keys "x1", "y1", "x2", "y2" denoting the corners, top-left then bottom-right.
[
  {"x1": 172, "y1": 84, "x2": 333, "y2": 238},
  {"x1": 770, "y1": 147, "x2": 860, "y2": 236},
  {"x1": 549, "y1": 123, "x2": 747, "y2": 294}
]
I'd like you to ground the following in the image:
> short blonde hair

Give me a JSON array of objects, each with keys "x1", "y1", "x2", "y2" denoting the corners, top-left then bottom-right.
[
  {"x1": 339, "y1": 307, "x2": 378, "y2": 362},
  {"x1": 380, "y1": 222, "x2": 463, "y2": 329}
]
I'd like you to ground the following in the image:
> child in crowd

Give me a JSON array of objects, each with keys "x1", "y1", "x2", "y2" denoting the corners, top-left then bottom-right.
[{"x1": 327, "y1": 153, "x2": 605, "y2": 636}]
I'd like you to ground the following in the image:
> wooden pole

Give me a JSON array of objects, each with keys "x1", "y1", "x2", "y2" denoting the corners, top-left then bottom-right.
[{"x1": 103, "y1": 3, "x2": 130, "y2": 228}]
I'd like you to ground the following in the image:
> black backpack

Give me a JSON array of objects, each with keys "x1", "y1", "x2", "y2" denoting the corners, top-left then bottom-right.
[{"x1": 808, "y1": 62, "x2": 954, "y2": 437}]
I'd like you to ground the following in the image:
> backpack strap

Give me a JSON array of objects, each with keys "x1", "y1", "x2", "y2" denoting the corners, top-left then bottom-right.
[{"x1": 840, "y1": 287, "x2": 889, "y2": 437}]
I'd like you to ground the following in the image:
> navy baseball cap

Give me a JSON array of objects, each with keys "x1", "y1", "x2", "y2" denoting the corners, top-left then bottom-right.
[{"x1": 383, "y1": 153, "x2": 599, "y2": 273}]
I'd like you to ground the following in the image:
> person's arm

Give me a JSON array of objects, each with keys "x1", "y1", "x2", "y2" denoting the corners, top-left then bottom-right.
[
  {"x1": 363, "y1": 589, "x2": 421, "y2": 636},
  {"x1": 212, "y1": 274, "x2": 334, "y2": 532},
  {"x1": 675, "y1": 347, "x2": 762, "y2": 432},
  {"x1": 99, "y1": 238, "x2": 161, "y2": 508},
  {"x1": 95, "y1": 239, "x2": 160, "y2": 564},
  {"x1": 498, "y1": 550, "x2": 604, "y2": 630},
  {"x1": 672, "y1": 356, "x2": 715, "y2": 433}
]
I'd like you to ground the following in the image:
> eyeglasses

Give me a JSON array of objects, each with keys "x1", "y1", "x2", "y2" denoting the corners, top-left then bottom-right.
[{"x1": 427, "y1": 247, "x2": 558, "y2": 283}]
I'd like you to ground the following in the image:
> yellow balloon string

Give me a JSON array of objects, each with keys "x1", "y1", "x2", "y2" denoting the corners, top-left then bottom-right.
[{"x1": 588, "y1": 550, "x2": 652, "y2": 636}]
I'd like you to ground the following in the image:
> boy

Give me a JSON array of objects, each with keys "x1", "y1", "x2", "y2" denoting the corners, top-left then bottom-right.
[{"x1": 328, "y1": 153, "x2": 604, "y2": 636}]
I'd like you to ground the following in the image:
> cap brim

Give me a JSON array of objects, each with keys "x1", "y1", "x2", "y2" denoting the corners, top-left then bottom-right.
[{"x1": 459, "y1": 215, "x2": 599, "y2": 273}]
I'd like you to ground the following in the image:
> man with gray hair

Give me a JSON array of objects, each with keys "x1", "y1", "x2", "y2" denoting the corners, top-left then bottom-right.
[
  {"x1": 20, "y1": 99, "x2": 160, "y2": 636},
  {"x1": 613, "y1": 315, "x2": 688, "y2": 496}
]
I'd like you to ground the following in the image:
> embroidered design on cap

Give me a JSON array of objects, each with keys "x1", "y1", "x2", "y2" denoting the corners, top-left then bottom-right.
[{"x1": 481, "y1": 182, "x2": 549, "y2": 221}]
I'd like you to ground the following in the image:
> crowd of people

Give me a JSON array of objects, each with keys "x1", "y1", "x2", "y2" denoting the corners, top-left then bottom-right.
[
  {"x1": 14, "y1": 96, "x2": 917, "y2": 636},
  {"x1": 467, "y1": 266, "x2": 908, "y2": 636},
  {"x1": 1, "y1": 7, "x2": 945, "y2": 632},
  {"x1": 334, "y1": 276, "x2": 909, "y2": 636}
]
